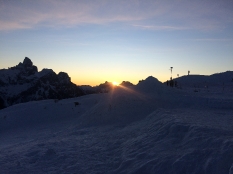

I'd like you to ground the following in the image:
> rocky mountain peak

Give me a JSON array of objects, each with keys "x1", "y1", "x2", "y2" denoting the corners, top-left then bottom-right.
[
  {"x1": 58, "y1": 72, "x2": 71, "y2": 84},
  {"x1": 14, "y1": 57, "x2": 38, "y2": 75},
  {"x1": 23, "y1": 57, "x2": 33, "y2": 67},
  {"x1": 0, "y1": 57, "x2": 85, "y2": 109}
]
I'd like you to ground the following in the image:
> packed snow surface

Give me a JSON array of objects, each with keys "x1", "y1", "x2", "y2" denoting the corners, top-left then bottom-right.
[{"x1": 1, "y1": 77, "x2": 233, "y2": 173}]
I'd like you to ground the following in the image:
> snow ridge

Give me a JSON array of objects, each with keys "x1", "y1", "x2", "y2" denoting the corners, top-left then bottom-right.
[{"x1": 1, "y1": 76, "x2": 233, "y2": 173}]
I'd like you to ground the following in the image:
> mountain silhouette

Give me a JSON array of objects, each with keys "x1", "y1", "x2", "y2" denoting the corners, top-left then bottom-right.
[{"x1": 0, "y1": 57, "x2": 84, "y2": 109}]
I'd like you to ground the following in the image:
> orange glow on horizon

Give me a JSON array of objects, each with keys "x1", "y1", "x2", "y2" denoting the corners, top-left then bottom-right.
[
  {"x1": 112, "y1": 81, "x2": 119, "y2": 86},
  {"x1": 71, "y1": 74, "x2": 168, "y2": 86}
]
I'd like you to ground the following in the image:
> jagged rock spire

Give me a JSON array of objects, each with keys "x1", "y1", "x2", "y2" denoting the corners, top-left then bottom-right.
[{"x1": 23, "y1": 57, "x2": 33, "y2": 67}]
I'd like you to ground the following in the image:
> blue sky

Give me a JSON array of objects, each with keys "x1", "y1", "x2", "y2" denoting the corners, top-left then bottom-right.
[{"x1": 0, "y1": 0, "x2": 233, "y2": 86}]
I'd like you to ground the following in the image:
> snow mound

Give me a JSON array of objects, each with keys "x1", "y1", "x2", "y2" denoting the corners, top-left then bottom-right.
[
  {"x1": 176, "y1": 71, "x2": 233, "y2": 90},
  {"x1": 1, "y1": 78, "x2": 233, "y2": 173},
  {"x1": 136, "y1": 76, "x2": 164, "y2": 92}
]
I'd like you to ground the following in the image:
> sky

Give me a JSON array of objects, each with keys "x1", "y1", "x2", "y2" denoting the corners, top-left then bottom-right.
[{"x1": 0, "y1": 0, "x2": 233, "y2": 86}]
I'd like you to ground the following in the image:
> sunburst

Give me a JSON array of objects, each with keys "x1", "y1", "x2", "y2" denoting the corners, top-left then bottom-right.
[{"x1": 112, "y1": 81, "x2": 119, "y2": 86}]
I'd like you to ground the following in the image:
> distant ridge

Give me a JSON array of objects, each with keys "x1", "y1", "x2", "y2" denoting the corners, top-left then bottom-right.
[
  {"x1": 174, "y1": 71, "x2": 233, "y2": 88},
  {"x1": 1, "y1": 57, "x2": 232, "y2": 109},
  {"x1": 0, "y1": 57, "x2": 84, "y2": 109}
]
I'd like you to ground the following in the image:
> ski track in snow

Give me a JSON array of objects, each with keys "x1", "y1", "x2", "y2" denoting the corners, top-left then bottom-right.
[{"x1": 1, "y1": 84, "x2": 233, "y2": 174}]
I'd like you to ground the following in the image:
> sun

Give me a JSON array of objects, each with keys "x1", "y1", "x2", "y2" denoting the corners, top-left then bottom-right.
[{"x1": 112, "y1": 81, "x2": 119, "y2": 86}]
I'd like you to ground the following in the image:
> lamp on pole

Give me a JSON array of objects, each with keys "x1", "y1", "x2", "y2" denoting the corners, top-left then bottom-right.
[{"x1": 170, "y1": 67, "x2": 173, "y2": 80}]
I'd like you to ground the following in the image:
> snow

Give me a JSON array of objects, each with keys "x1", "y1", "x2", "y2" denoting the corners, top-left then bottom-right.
[
  {"x1": 0, "y1": 68, "x2": 20, "y2": 84},
  {"x1": 175, "y1": 71, "x2": 233, "y2": 93},
  {"x1": 1, "y1": 77, "x2": 233, "y2": 173}
]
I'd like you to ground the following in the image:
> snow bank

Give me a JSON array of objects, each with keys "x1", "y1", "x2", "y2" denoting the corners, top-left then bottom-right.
[{"x1": 1, "y1": 76, "x2": 233, "y2": 173}]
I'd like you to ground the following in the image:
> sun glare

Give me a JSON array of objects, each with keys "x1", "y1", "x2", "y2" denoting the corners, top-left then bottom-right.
[{"x1": 112, "y1": 81, "x2": 119, "y2": 86}]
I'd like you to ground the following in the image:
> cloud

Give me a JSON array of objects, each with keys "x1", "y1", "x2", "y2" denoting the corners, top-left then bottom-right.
[
  {"x1": 132, "y1": 24, "x2": 189, "y2": 31},
  {"x1": 0, "y1": 0, "x2": 160, "y2": 30},
  {"x1": 0, "y1": 0, "x2": 232, "y2": 31},
  {"x1": 192, "y1": 38, "x2": 233, "y2": 42}
]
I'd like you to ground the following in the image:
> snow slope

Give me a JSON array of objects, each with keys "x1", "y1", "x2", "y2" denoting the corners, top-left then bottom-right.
[
  {"x1": 1, "y1": 76, "x2": 233, "y2": 173},
  {"x1": 174, "y1": 71, "x2": 233, "y2": 93}
]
